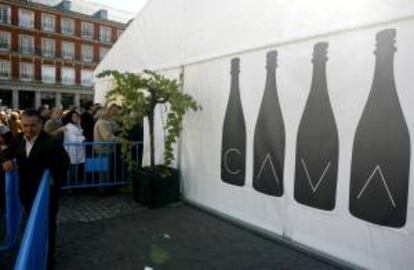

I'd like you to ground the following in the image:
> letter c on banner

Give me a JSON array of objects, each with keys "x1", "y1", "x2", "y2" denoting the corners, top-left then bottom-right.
[{"x1": 224, "y1": 148, "x2": 242, "y2": 175}]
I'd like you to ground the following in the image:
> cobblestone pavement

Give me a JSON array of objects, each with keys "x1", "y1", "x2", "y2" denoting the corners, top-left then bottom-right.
[
  {"x1": 58, "y1": 192, "x2": 144, "y2": 224},
  {"x1": 56, "y1": 193, "x2": 344, "y2": 270},
  {"x1": 1, "y1": 191, "x2": 144, "y2": 270}
]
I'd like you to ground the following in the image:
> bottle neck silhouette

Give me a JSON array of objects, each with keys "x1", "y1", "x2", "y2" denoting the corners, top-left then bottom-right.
[
  {"x1": 265, "y1": 51, "x2": 277, "y2": 89},
  {"x1": 372, "y1": 45, "x2": 396, "y2": 90},
  {"x1": 230, "y1": 58, "x2": 240, "y2": 99},
  {"x1": 310, "y1": 42, "x2": 328, "y2": 95}
]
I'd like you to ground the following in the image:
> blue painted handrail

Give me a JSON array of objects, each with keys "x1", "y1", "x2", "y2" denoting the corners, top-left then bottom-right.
[{"x1": 14, "y1": 170, "x2": 50, "y2": 270}]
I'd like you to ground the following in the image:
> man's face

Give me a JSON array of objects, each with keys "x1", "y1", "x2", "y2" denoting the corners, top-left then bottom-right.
[
  {"x1": 21, "y1": 115, "x2": 42, "y2": 140},
  {"x1": 0, "y1": 112, "x2": 6, "y2": 122}
]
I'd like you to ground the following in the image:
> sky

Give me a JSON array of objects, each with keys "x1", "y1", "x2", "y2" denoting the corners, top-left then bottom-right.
[{"x1": 96, "y1": 0, "x2": 148, "y2": 14}]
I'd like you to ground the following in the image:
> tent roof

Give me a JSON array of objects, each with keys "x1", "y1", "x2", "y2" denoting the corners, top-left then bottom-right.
[{"x1": 95, "y1": 0, "x2": 414, "y2": 75}]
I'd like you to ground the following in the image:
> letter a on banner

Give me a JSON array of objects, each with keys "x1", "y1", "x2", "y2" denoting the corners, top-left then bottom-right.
[{"x1": 350, "y1": 29, "x2": 410, "y2": 228}]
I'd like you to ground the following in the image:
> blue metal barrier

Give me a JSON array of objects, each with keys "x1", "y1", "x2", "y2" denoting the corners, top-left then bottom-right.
[
  {"x1": 5, "y1": 170, "x2": 23, "y2": 248},
  {"x1": 0, "y1": 170, "x2": 23, "y2": 252},
  {"x1": 14, "y1": 170, "x2": 50, "y2": 270},
  {"x1": 61, "y1": 141, "x2": 142, "y2": 190}
]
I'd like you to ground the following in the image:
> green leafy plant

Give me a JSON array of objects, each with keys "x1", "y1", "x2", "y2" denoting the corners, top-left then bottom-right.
[{"x1": 97, "y1": 70, "x2": 201, "y2": 172}]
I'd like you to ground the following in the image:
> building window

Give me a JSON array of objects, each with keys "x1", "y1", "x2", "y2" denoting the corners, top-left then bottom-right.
[
  {"x1": 81, "y1": 44, "x2": 93, "y2": 62},
  {"x1": 61, "y1": 67, "x2": 75, "y2": 85},
  {"x1": 42, "y1": 38, "x2": 55, "y2": 58},
  {"x1": 20, "y1": 62, "x2": 34, "y2": 81},
  {"x1": 81, "y1": 22, "x2": 94, "y2": 39},
  {"x1": 0, "y1": 31, "x2": 11, "y2": 51},
  {"x1": 19, "y1": 9, "x2": 34, "y2": 28},
  {"x1": 0, "y1": 60, "x2": 10, "y2": 79},
  {"x1": 100, "y1": 26, "x2": 112, "y2": 43},
  {"x1": 99, "y1": 47, "x2": 109, "y2": 61},
  {"x1": 62, "y1": 42, "x2": 74, "y2": 60},
  {"x1": 61, "y1": 18, "x2": 74, "y2": 35},
  {"x1": 41, "y1": 65, "x2": 55, "y2": 84},
  {"x1": 81, "y1": 69, "x2": 93, "y2": 86},
  {"x1": 0, "y1": 5, "x2": 11, "y2": 24},
  {"x1": 42, "y1": 14, "x2": 55, "y2": 32},
  {"x1": 20, "y1": 35, "x2": 34, "y2": 55}
]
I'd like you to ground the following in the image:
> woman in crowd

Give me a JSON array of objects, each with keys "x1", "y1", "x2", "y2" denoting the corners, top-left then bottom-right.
[
  {"x1": 44, "y1": 107, "x2": 65, "y2": 142},
  {"x1": 8, "y1": 111, "x2": 21, "y2": 136},
  {"x1": 63, "y1": 110, "x2": 85, "y2": 185}
]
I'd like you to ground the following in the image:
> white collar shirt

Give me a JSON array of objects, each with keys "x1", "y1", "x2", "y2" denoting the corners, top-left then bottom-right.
[{"x1": 24, "y1": 135, "x2": 39, "y2": 157}]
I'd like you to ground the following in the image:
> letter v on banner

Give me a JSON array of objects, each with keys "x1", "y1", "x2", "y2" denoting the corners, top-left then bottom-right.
[
  {"x1": 294, "y1": 42, "x2": 339, "y2": 211},
  {"x1": 253, "y1": 51, "x2": 285, "y2": 196}
]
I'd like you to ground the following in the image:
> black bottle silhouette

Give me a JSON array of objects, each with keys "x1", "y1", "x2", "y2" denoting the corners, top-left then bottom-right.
[
  {"x1": 253, "y1": 51, "x2": 285, "y2": 196},
  {"x1": 350, "y1": 29, "x2": 410, "y2": 228},
  {"x1": 294, "y1": 42, "x2": 339, "y2": 210},
  {"x1": 221, "y1": 58, "x2": 246, "y2": 186}
]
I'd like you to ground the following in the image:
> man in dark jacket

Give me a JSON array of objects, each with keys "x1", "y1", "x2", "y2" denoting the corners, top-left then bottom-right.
[{"x1": 1, "y1": 109, "x2": 70, "y2": 269}]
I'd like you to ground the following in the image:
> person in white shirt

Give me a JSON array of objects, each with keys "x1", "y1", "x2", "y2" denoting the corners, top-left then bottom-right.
[{"x1": 63, "y1": 110, "x2": 85, "y2": 184}]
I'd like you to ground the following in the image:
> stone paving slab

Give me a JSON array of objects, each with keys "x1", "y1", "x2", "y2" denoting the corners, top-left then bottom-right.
[{"x1": 56, "y1": 193, "x2": 343, "y2": 270}]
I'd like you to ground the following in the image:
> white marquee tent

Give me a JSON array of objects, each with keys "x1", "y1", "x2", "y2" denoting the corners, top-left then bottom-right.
[{"x1": 94, "y1": 1, "x2": 414, "y2": 269}]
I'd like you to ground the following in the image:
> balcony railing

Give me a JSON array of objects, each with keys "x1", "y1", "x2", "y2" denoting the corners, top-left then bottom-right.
[
  {"x1": 41, "y1": 50, "x2": 55, "y2": 58},
  {"x1": 4, "y1": 46, "x2": 98, "y2": 63},
  {"x1": 0, "y1": 43, "x2": 10, "y2": 51},
  {"x1": 0, "y1": 72, "x2": 10, "y2": 79},
  {"x1": 20, "y1": 47, "x2": 35, "y2": 55},
  {"x1": 0, "y1": 17, "x2": 11, "y2": 25}
]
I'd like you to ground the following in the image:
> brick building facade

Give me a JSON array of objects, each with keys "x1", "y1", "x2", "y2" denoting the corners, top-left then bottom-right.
[{"x1": 0, "y1": 0, "x2": 128, "y2": 109}]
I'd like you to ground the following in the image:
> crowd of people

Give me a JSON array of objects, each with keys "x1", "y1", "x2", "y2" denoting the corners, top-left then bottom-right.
[
  {"x1": 0, "y1": 102, "x2": 146, "y2": 207},
  {"x1": 0, "y1": 102, "x2": 143, "y2": 269}
]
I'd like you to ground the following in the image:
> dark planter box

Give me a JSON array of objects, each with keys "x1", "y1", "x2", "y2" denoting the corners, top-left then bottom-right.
[{"x1": 132, "y1": 167, "x2": 180, "y2": 208}]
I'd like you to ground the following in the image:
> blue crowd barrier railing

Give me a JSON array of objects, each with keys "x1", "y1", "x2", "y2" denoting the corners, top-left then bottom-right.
[
  {"x1": 14, "y1": 170, "x2": 50, "y2": 270},
  {"x1": 61, "y1": 141, "x2": 142, "y2": 190},
  {"x1": 5, "y1": 170, "x2": 23, "y2": 248},
  {"x1": 0, "y1": 170, "x2": 23, "y2": 252}
]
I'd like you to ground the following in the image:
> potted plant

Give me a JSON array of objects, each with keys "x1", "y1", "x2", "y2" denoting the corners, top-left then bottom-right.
[{"x1": 97, "y1": 70, "x2": 201, "y2": 207}]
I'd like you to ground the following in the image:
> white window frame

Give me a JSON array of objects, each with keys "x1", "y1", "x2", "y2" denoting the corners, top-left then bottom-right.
[
  {"x1": 62, "y1": 41, "x2": 75, "y2": 60},
  {"x1": 81, "y1": 44, "x2": 93, "y2": 62},
  {"x1": 42, "y1": 13, "x2": 55, "y2": 32},
  {"x1": 81, "y1": 69, "x2": 93, "y2": 86},
  {"x1": 0, "y1": 60, "x2": 10, "y2": 79},
  {"x1": 42, "y1": 38, "x2": 55, "y2": 58},
  {"x1": 99, "y1": 47, "x2": 109, "y2": 61},
  {"x1": 81, "y1": 22, "x2": 94, "y2": 39},
  {"x1": 41, "y1": 65, "x2": 56, "y2": 84},
  {"x1": 20, "y1": 35, "x2": 34, "y2": 55},
  {"x1": 19, "y1": 8, "x2": 34, "y2": 28},
  {"x1": 61, "y1": 67, "x2": 75, "y2": 85},
  {"x1": 20, "y1": 62, "x2": 34, "y2": 81},
  {"x1": 61, "y1": 18, "x2": 75, "y2": 35},
  {"x1": 0, "y1": 4, "x2": 11, "y2": 24},
  {"x1": 99, "y1": 26, "x2": 112, "y2": 43},
  {"x1": 0, "y1": 31, "x2": 11, "y2": 51}
]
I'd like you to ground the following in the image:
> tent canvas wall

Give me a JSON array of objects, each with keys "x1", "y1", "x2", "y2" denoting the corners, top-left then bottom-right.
[{"x1": 94, "y1": 1, "x2": 414, "y2": 269}]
